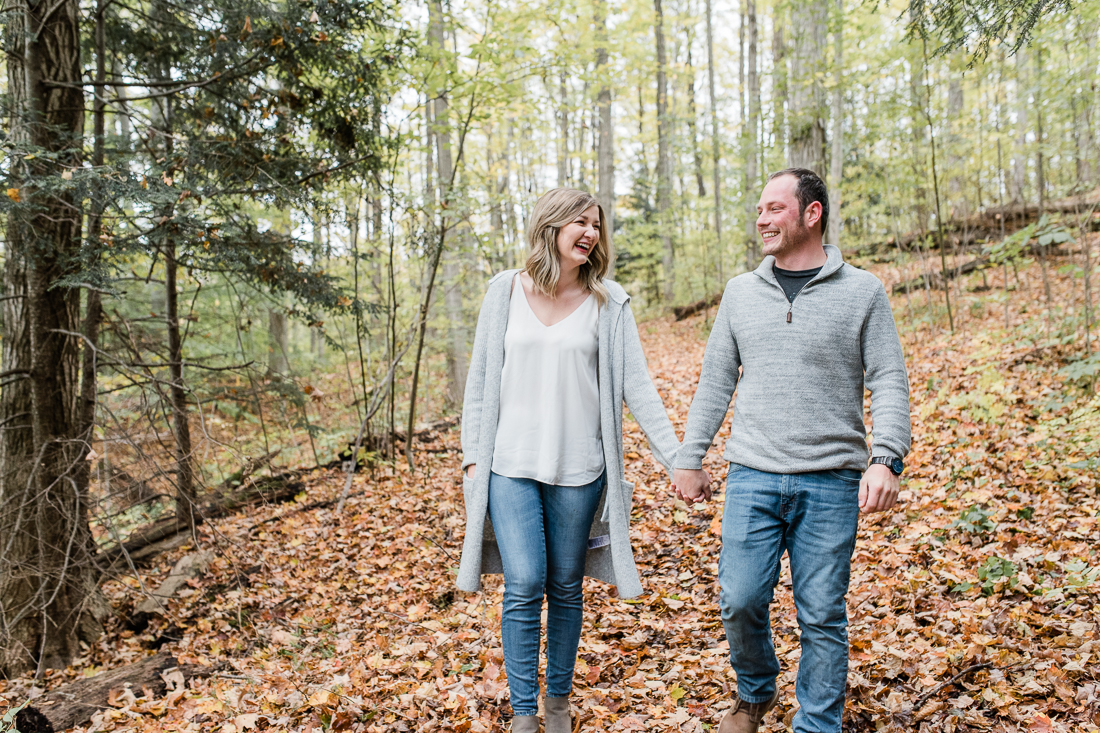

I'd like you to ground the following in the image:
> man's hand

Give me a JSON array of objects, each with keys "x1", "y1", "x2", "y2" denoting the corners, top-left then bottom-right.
[
  {"x1": 859, "y1": 463, "x2": 899, "y2": 513},
  {"x1": 465, "y1": 464, "x2": 475, "y2": 479},
  {"x1": 673, "y1": 468, "x2": 712, "y2": 504}
]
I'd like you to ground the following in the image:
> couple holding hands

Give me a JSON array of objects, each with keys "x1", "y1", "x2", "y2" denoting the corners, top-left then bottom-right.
[{"x1": 457, "y1": 168, "x2": 911, "y2": 733}]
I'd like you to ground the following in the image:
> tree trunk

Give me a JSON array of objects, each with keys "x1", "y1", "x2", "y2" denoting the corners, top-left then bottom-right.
[
  {"x1": 558, "y1": 70, "x2": 570, "y2": 187},
  {"x1": 685, "y1": 36, "x2": 706, "y2": 197},
  {"x1": 0, "y1": 0, "x2": 101, "y2": 676},
  {"x1": 76, "y1": 0, "x2": 108, "y2": 529},
  {"x1": 266, "y1": 309, "x2": 289, "y2": 375},
  {"x1": 909, "y1": 26, "x2": 929, "y2": 234},
  {"x1": 704, "y1": 0, "x2": 723, "y2": 280},
  {"x1": 596, "y1": 0, "x2": 616, "y2": 276},
  {"x1": 429, "y1": 0, "x2": 467, "y2": 407},
  {"x1": 654, "y1": 0, "x2": 675, "y2": 302},
  {"x1": 165, "y1": 246, "x2": 197, "y2": 537},
  {"x1": 1034, "y1": 45, "x2": 1052, "y2": 313},
  {"x1": 1012, "y1": 48, "x2": 1028, "y2": 204},
  {"x1": 788, "y1": 0, "x2": 827, "y2": 173},
  {"x1": 827, "y1": 0, "x2": 843, "y2": 245},
  {"x1": 772, "y1": 17, "x2": 788, "y2": 163},
  {"x1": 744, "y1": 0, "x2": 760, "y2": 267}
]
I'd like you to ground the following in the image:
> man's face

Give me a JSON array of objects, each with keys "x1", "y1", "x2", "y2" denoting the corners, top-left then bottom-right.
[{"x1": 756, "y1": 175, "x2": 813, "y2": 259}]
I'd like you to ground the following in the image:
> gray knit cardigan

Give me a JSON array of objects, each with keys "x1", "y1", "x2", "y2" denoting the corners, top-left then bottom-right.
[{"x1": 457, "y1": 270, "x2": 680, "y2": 599}]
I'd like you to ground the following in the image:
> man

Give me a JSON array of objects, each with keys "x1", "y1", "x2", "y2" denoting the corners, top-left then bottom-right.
[{"x1": 673, "y1": 169, "x2": 911, "y2": 733}]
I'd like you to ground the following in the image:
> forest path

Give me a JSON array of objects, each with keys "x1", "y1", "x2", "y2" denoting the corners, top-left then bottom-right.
[{"x1": 5, "y1": 261, "x2": 1098, "y2": 733}]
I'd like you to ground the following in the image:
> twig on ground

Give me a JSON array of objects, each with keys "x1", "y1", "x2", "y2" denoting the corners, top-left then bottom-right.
[{"x1": 913, "y1": 661, "x2": 992, "y2": 709}]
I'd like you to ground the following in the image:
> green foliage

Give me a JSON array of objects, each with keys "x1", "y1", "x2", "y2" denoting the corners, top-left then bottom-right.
[
  {"x1": 0, "y1": 699, "x2": 28, "y2": 732},
  {"x1": 977, "y1": 556, "x2": 1018, "y2": 595},
  {"x1": 952, "y1": 504, "x2": 997, "y2": 534},
  {"x1": 905, "y1": 0, "x2": 1072, "y2": 61}
]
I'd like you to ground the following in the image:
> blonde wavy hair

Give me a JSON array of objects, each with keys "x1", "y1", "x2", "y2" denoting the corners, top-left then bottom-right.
[{"x1": 524, "y1": 188, "x2": 611, "y2": 306}]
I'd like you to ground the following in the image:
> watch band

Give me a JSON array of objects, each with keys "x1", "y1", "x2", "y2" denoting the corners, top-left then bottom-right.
[{"x1": 870, "y1": 456, "x2": 904, "y2": 475}]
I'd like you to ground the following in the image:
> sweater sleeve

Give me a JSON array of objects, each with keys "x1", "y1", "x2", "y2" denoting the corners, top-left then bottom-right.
[
  {"x1": 674, "y1": 281, "x2": 741, "y2": 470},
  {"x1": 621, "y1": 302, "x2": 681, "y2": 475},
  {"x1": 861, "y1": 284, "x2": 911, "y2": 460},
  {"x1": 460, "y1": 287, "x2": 494, "y2": 471}
]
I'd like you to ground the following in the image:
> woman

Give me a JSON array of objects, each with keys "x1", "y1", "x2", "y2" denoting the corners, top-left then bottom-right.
[{"x1": 457, "y1": 188, "x2": 681, "y2": 732}]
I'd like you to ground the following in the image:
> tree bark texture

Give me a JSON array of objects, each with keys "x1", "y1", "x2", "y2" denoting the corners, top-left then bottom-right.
[
  {"x1": 1012, "y1": 48, "x2": 1028, "y2": 204},
  {"x1": 429, "y1": 0, "x2": 467, "y2": 407},
  {"x1": 704, "y1": 0, "x2": 723, "y2": 280},
  {"x1": 654, "y1": 0, "x2": 675, "y2": 301},
  {"x1": 266, "y1": 309, "x2": 289, "y2": 375},
  {"x1": 0, "y1": 0, "x2": 101, "y2": 675},
  {"x1": 165, "y1": 245, "x2": 197, "y2": 537},
  {"x1": 788, "y1": 0, "x2": 827, "y2": 174},
  {"x1": 743, "y1": 0, "x2": 760, "y2": 267},
  {"x1": 596, "y1": 0, "x2": 616, "y2": 276},
  {"x1": 827, "y1": 0, "x2": 843, "y2": 245}
]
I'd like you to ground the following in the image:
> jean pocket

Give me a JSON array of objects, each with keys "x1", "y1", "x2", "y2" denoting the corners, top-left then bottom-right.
[{"x1": 827, "y1": 469, "x2": 863, "y2": 484}]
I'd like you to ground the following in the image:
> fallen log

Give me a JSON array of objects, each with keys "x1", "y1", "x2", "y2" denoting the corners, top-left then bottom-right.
[
  {"x1": 129, "y1": 551, "x2": 213, "y2": 631},
  {"x1": 673, "y1": 292, "x2": 723, "y2": 321},
  {"x1": 856, "y1": 196, "x2": 1100, "y2": 256},
  {"x1": 891, "y1": 243, "x2": 1069, "y2": 294},
  {"x1": 13, "y1": 652, "x2": 214, "y2": 733},
  {"x1": 97, "y1": 471, "x2": 303, "y2": 572},
  {"x1": 893, "y1": 256, "x2": 992, "y2": 293}
]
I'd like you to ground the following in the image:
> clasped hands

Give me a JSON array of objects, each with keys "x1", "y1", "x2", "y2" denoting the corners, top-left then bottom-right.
[{"x1": 672, "y1": 468, "x2": 712, "y2": 504}]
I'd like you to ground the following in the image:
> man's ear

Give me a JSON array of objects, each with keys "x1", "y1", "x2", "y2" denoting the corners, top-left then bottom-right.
[{"x1": 804, "y1": 201, "x2": 823, "y2": 231}]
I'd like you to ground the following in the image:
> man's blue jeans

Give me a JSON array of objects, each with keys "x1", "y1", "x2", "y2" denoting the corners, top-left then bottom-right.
[
  {"x1": 719, "y1": 464, "x2": 862, "y2": 733},
  {"x1": 487, "y1": 471, "x2": 603, "y2": 716}
]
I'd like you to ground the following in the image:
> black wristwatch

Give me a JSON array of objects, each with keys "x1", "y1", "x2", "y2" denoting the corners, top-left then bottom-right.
[{"x1": 870, "y1": 456, "x2": 904, "y2": 476}]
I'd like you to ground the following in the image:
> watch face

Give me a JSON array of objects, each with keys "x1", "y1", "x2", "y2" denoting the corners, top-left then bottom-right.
[{"x1": 891, "y1": 458, "x2": 904, "y2": 475}]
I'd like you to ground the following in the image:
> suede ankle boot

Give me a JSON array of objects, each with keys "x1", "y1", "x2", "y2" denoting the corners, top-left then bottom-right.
[
  {"x1": 511, "y1": 714, "x2": 540, "y2": 732},
  {"x1": 544, "y1": 696, "x2": 571, "y2": 733},
  {"x1": 717, "y1": 689, "x2": 780, "y2": 733}
]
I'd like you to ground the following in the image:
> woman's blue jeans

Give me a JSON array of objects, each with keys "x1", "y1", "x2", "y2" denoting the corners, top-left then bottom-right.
[
  {"x1": 487, "y1": 471, "x2": 604, "y2": 716},
  {"x1": 719, "y1": 464, "x2": 862, "y2": 733}
]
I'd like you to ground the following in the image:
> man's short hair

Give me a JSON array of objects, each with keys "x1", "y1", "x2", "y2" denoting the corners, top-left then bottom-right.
[{"x1": 767, "y1": 168, "x2": 829, "y2": 237}]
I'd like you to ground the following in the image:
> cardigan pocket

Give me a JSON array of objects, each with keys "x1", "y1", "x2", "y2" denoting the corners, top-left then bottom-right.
[{"x1": 601, "y1": 479, "x2": 634, "y2": 522}]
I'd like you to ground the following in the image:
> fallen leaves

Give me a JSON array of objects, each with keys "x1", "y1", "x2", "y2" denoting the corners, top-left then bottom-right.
[{"x1": 1, "y1": 255, "x2": 1099, "y2": 732}]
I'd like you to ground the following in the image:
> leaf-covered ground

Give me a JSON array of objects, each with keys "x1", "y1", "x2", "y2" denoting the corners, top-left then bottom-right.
[{"x1": 2, "y1": 254, "x2": 1099, "y2": 732}]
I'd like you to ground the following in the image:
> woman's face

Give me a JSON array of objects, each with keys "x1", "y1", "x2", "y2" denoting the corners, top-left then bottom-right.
[{"x1": 555, "y1": 205, "x2": 600, "y2": 273}]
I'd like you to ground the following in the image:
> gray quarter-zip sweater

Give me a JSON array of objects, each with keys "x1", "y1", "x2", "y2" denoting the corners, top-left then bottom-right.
[{"x1": 675, "y1": 245, "x2": 911, "y2": 474}]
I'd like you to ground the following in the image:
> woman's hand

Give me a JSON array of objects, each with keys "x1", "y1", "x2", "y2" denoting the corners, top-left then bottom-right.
[
  {"x1": 466, "y1": 464, "x2": 476, "y2": 479},
  {"x1": 672, "y1": 468, "x2": 711, "y2": 503}
]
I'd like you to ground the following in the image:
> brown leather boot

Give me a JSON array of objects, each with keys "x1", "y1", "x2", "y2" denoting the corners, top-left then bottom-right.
[{"x1": 717, "y1": 689, "x2": 780, "y2": 733}]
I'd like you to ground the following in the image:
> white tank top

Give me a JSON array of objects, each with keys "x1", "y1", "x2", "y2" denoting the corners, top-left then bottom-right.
[{"x1": 491, "y1": 276, "x2": 604, "y2": 486}]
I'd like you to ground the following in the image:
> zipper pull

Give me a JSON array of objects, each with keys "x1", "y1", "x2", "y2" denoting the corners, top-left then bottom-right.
[{"x1": 786, "y1": 303, "x2": 793, "y2": 323}]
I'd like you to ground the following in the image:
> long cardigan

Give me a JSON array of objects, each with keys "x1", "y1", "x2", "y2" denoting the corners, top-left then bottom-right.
[{"x1": 457, "y1": 270, "x2": 680, "y2": 599}]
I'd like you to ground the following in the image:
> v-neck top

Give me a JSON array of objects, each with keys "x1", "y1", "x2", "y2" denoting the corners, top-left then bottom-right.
[{"x1": 491, "y1": 276, "x2": 604, "y2": 485}]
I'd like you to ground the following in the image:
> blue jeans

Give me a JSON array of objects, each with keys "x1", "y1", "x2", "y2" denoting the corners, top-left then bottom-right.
[
  {"x1": 488, "y1": 471, "x2": 604, "y2": 716},
  {"x1": 719, "y1": 464, "x2": 861, "y2": 733}
]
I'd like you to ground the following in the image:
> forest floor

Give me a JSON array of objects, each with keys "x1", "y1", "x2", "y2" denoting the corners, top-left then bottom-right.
[{"x1": 3, "y1": 252, "x2": 1100, "y2": 733}]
